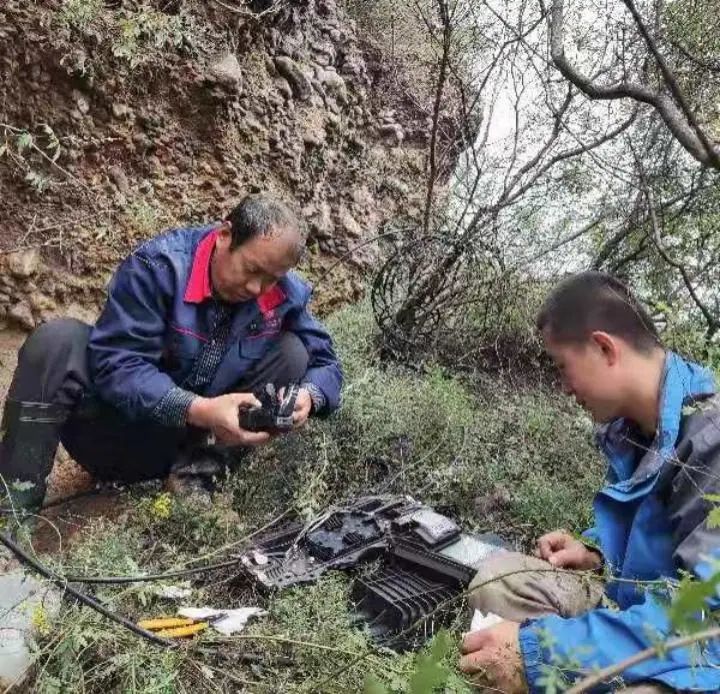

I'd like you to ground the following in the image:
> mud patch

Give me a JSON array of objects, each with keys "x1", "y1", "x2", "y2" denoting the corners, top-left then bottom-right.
[{"x1": 31, "y1": 490, "x2": 129, "y2": 556}]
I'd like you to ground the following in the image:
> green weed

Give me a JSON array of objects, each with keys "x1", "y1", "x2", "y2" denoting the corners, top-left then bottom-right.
[
  {"x1": 112, "y1": 7, "x2": 196, "y2": 69},
  {"x1": 58, "y1": 0, "x2": 104, "y2": 32}
]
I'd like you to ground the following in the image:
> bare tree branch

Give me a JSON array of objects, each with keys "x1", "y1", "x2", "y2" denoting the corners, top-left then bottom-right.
[
  {"x1": 548, "y1": 0, "x2": 720, "y2": 169},
  {"x1": 422, "y1": 0, "x2": 453, "y2": 234},
  {"x1": 620, "y1": 0, "x2": 720, "y2": 169},
  {"x1": 636, "y1": 160, "x2": 720, "y2": 339}
]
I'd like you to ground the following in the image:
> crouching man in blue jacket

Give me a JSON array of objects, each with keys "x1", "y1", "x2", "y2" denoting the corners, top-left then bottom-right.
[
  {"x1": 0, "y1": 194, "x2": 342, "y2": 507},
  {"x1": 460, "y1": 272, "x2": 720, "y2": 692}
]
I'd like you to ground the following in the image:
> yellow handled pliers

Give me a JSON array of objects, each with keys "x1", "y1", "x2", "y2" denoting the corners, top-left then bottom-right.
[{"x1": 137, "y1": 616, "x2": 210, "y2": 638}]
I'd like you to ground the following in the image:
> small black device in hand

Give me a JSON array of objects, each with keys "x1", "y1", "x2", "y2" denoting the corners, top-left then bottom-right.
[{"x1": 239, "y1": 383, "x2": 299, "y2": 433}]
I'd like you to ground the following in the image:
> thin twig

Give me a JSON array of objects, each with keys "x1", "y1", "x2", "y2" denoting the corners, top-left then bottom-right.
[{"x1": 567, "y1": 624, "x2": 720, "y2": 693}]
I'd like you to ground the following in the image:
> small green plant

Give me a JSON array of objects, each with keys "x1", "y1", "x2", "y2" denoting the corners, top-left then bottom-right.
[
  {"x1": 0, "y1": 123, "x2": 62, "y2": 194},
  {"x1": 148, "y1": 491, "x2": 173, "y2": 519},
  {"x1": 58, "y1": 0, "x2": 104, "y2": 31},
  {"x1": 116, "y1": 198, "x2": 170, "y2": 246},
  {"x1": 31, "y1": 604, "x2": 51, "y2": 637},
  {"x1": 112, "y1": 6, "x2": 195, "y2": 69}
]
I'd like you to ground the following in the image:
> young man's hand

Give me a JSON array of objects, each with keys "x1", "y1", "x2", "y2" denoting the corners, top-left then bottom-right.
[
  {"x1": 459, "y1": 621, "x2": 527, "y2": 693},
  {"x1": 188, "y1": 393, "x2": 271, "y2": 446},
  {"x1": 535, "y1": 530, "x2": 602, "y2": 570}
]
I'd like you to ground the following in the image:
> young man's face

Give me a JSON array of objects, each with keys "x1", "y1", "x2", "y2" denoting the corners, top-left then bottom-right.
[
  {"x1": 211, "y1": 224, "x2": 300, "y2": 303},
  {"x1": 542, "y1": 329, "x2": 623, "y2": 423}
]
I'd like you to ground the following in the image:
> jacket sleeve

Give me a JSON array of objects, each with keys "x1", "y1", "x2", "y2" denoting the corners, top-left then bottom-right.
[
  {"x1": 519, "y1": 410, "x2": 720, "y2": 692},
  {"x1": 283, "y1": 292, "x2": 343, "y2": 415},
  {"x1": 88, "y1": 252, "x2": 195, "y2": 424}
]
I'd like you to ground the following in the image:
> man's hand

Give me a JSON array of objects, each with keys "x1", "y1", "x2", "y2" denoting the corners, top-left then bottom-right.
[
  {"x1": 459, "y1": 621, "x2": 527, "y2": 693},
  {"x1": 187, "y1": 393, "x2": 271, "y2": 446},
  {"x1": 292, "y1": 388, "x2": 313, "y2": 429},
  {"x1": 535, "y1": 530, "x2": 602, "y2": 570}
]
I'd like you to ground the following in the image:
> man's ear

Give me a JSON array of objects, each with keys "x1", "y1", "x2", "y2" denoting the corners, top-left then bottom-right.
[
  {"x1": 216, "y1": 222, "x2": 232, "y2": 251},
  {"x1": 590, "y1": 330, "x2": 620, "y2": 366}
]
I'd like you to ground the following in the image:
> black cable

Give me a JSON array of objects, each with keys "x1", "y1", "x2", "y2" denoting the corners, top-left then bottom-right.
[
  {"x1": 63, "y1": 558, "x2": 240, "y2": 584},
  {"x1": 0, "y1": 530, "x2": 176, "y2": 648}
]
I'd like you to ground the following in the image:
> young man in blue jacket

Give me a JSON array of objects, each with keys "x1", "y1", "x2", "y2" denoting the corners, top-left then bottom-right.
[
  {"x1": 460, "y1": 272, "x2": 720, "y2": 692},
  {"x1": 0, "y1": 194, "x2": 342, "y2": 508}
]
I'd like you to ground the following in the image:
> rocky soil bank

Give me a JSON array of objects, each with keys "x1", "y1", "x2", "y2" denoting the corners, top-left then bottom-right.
[{"x1": 0, "y1": 0, "x2": 466, "y2": 327}]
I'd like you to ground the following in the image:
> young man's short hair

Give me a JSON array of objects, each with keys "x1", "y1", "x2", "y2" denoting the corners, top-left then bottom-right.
[{"x1": 536, "y1": 271, "x2": 661, "y2": 352}]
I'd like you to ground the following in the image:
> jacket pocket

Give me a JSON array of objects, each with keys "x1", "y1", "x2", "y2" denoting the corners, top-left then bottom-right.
[
  {"x1": 163, "y1": 325, "x2": 207, "y2": 372},
  {"x1": 239, "y1": 331, "x2": 281, "y2": 360}
]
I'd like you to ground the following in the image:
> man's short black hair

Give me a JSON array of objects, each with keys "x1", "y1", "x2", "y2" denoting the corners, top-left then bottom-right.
[
  {"x1": 536, "y1": 271, "x2": 661, "y2": 352},
  {"x1": 224, "y1": 194, "x2": 306, "y2": 253}
]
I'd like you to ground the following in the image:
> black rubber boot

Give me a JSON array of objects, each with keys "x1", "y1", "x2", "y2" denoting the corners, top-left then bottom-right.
[{"x1": 0, "y1": 400, "x2": 67, "y2": 510}]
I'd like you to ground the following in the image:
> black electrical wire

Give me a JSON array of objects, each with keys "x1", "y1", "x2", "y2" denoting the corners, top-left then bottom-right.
[
  {"x1": 3, "y1": 494, "x2": 239, "y2": 584},
  {"x1": 0, "y1": 530, "x2": 176, "y2": 648},
  {"x1": 63, "y1": 558, "x2": 240, "y2": 584}
]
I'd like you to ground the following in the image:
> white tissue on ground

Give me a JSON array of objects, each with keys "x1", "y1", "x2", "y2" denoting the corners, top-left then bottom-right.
[
  {"x1": 178, "y1": 606, "x2": 267, "y2": 635},
  {"x1": 470, "y1": 609, "x2": 504, "y2": 632}
]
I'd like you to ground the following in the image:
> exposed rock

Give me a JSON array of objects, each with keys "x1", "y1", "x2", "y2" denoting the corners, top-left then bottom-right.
[
  {"x1": 8, "y1": 302, "x2": 35, "y2": 330},
  {"x1": 378, "y1": 122, "x2": 405, "y2": 145},
  {"x1": 274, "y1": 77, "x2": 293, "y2": 101},
  {"x1": 384, "y1": 177, "x2": 411, "y2": 196},
  {"x1": 29, "y1": 291, "x2": 56, "y2": 312},
  {"x1": 304, "y1": 201, "x2": 334, "y2": 239},
  {"x1": 318, "y1": 68, "x2": 347, "y2": 103},
  {"x1": 72, "y1": 88, "x2": 90, "y2": 114},
  {"x1": 209, "y1": 53, "x2": 243, "y2": 89},
  {"x1": 108, "y1": 165, "x2": 130, "y2": 194},
  {"x1": 7, "y1": 248, "x2": 40, "y2": 278},
  {"x1": 274, "y1": 56, "x2": 312, "y2": 101},
  {"x1": 317, "y1": 0, "x2": 338, "y2": 16},
  {"x1": 303, "y1": 129, "x2": 325, "y2": 147},
  {"x1": 310, "y1": 40, "x2": 336, "y2": 66},
  {"x1": 337, "y1": 205, "x2": 363, "y2": 238},
  {"x1": 111, "y1": 102, "x2": 131, "y2": 119}
]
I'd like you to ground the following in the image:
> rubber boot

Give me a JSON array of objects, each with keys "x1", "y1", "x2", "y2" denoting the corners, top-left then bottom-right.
[{"x1": 0, "y1": 400, "x2": 67, "y2": 511}]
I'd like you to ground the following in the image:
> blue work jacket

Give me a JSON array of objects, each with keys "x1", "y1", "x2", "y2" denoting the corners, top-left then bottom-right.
[
  {"x1": 87, "y1": 225, "x2": 342, "y2": 422},
  {"x1": 520, "y1": 353, "x2": 720, "y2": 691}
]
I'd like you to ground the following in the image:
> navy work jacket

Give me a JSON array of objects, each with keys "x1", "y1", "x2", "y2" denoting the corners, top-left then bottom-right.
[{"x1": 87, "y1": 225, "x2": 342, "y2": 421}]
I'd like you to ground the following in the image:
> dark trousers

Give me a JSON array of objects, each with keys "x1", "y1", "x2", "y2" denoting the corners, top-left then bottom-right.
[{"x1": 7, "y1": 319, "x2": 308, "y2": 482}]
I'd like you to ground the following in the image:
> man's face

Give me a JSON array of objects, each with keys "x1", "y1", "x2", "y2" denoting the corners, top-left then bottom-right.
[
  {"x1": 542, "y1": 329, "x2": 624, "y2": 423},
  {"x1": 211, "y1": 224, "x2": 300, "y2": 303}
]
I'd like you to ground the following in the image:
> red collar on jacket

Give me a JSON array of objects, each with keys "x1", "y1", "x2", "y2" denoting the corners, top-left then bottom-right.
[
  {"x1": 184, "y1": 229, "x2": 218, "y2": 303},
  {"x1": 184, "y1": 228, "x2": 287, "y2": 314}
]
